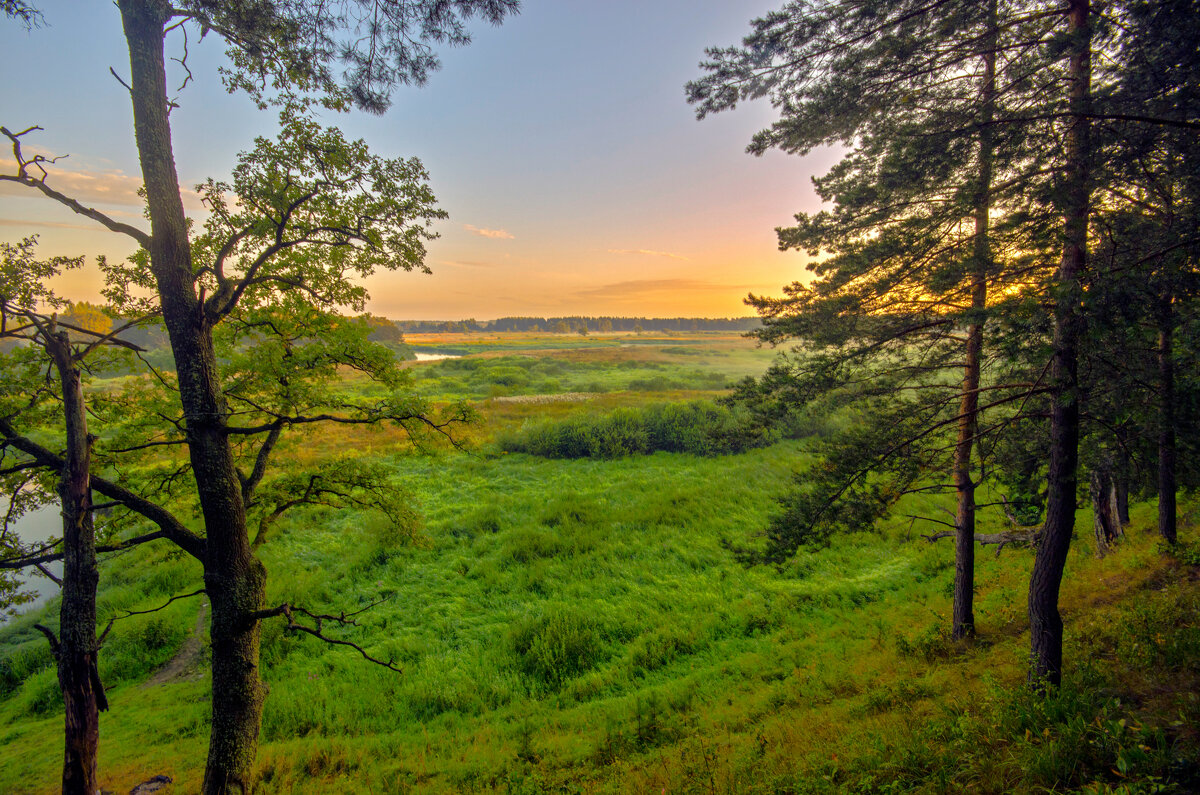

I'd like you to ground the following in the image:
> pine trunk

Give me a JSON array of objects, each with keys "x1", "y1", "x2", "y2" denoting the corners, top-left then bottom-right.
[
  {"x1": 1028, "y1": 0, "x2": 1091, "y2": 689},
  {"x1": 118, "y1": 3, "x2": 266, "y2": 791},
  {"x1": 951, "y1": 0, "x2": 997, "y2": 641},
  {"x1": 1157, "y1": 299, "x2": 1177, "y2": 545},
  {"x1": 1115, "y1": 441, "x2": 1131, "y2": 526},
  {"x1": 1090, "y1": 460, "x2": 1121, "y2": 557},
  {"x1": 48, "y1": 333, "x2": 105, "y2": 795}
]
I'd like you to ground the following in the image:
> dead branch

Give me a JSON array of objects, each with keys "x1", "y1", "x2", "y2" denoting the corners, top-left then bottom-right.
[
  {"x1": 921, "y1": 527, "x2": 1039, "y2": 557},
  {"x1": 250, "y1": 598, "x2": 401, "y2": 673},
  {"x1": 0, "y1": 125, "x2": 151, "y2": 247},
  {"x1": 33, "y1": 561, "x2": 62, "y2": 587},
  {"x1": 98, "y1": 588, "x2": 206, "y2": 645},
  {"x1": 33, "y1": 623, "x2": 60, "y2": 657}
]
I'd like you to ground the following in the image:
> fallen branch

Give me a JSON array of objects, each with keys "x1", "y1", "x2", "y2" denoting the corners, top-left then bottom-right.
[{"x1": 922, "y1": 528, "x2": 1039, "y2": 557}]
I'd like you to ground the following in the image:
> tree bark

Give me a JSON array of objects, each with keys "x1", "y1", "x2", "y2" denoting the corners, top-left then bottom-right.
[
  {"x1": 46, "y1": 331, "x2": 106, "y2": 795},
  {"x1": 1157, "y1": 297, "x2": 1177, "y2": 545},
  {"x1": 1090, "y1": 460, "x2": 1121, "y2": 557},
  {"x1": 118, "y1": 3, "x2": 266, "y2": 791},
  {"x1": 951, "y1": 0, "x2": 997, "y2": 641},
  {"x1": 1114, "y1": 436, "x2": 1130, "y2": 526},
  {"x1": 1029, "y1": 0, "x2": 1091, "y2": 689}
]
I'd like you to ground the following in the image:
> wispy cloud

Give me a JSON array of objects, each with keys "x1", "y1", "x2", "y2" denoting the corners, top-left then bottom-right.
[
  {"x1": 0, "y1": 157, "x2": 206, "y2": 212},
  {"x1": 463, "y1": 224, "x2": 514, "y2": 240},
  {"x1": 575, "y1": 279, "x2": 747, "y2": 300},
  {"x1": 0, "y1": 218, "x2": 109, "y2": 232},
  {"x1": 437, "y1": 259, "x2": 494, "y2": 269},
  {"x1": 606, "y1": 248, "x2": 690, "y2": 261}
]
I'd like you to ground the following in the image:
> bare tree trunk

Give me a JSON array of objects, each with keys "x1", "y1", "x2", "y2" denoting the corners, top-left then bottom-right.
[
  {"x1": 118, "y1": 3, "x2": 265, "y2": 792},
  {"x1": 952, "y1": 3, "x2": 997, "y2": 641},
  {"x1": 1114, "y1": 439, "x2": 1131, "y2": 527},
  {"x1": 1157, "y1": 297, "x2": 1177, "y2": 545},
  {"x1": 1090, "y1": 460, "x2": 1121, "y2": 557},
  {"x1": 1029, "y1": 0, "x2": 1091, "y2": 689},
  {"x1": 47, "y1": 331, "x2": 106, "y2": 795}
]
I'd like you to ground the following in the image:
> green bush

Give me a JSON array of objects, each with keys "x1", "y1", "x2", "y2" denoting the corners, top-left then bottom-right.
[
  {"x1": 15, "y1": 666, "x2": 62, "y2": 718},
  {"x1": 497, "y1": 400, "x2": 775, "y2": 459},
  {"x1": 0, "y1": 641, "x2": 55, "y2": 700},
  {"x1": 100, "y1": 613, "x2": 187, "y2": 684},
  {"x1": 627, "y1": 627, "x2": 696, "y2": 674},
  {"x1": 510, "y1": 607, "x2": 607, "y2": 691}
]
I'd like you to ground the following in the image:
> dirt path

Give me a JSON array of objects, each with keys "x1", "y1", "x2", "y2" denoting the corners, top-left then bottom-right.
[{"x1": 145, "y1": 601, "x2": 207, "y2": 686}]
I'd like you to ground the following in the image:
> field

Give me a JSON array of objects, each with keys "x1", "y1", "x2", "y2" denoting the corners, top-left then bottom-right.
[{"x1": 1, "y1": 332, "x2": 1198, "y2": 794}]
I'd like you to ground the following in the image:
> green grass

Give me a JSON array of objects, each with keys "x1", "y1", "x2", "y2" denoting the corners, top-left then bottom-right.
[{"x1": 1, "y1": 333, "x2": 1197, "y2": 794}]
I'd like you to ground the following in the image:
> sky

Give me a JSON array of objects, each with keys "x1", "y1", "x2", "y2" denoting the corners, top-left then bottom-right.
[{"x1": 0, "y1": 1, "x2": 837, "y2": 320}]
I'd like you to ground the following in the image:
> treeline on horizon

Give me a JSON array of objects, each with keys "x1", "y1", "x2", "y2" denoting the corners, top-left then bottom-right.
[{"x1": 395, "y1": 316, "x2": 762, "y2": 334}]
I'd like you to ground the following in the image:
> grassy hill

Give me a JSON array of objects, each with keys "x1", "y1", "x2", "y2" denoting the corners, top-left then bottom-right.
[{"x1": 1, "y1": 334, "x2": 1197, "y2": 793}]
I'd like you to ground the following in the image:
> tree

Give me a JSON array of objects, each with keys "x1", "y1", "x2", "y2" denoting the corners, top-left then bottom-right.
[
  {"x1": 0, "y1": 238, "x2": 143, "y2": 794},
  {"x1": 690, "y1": 0, "x2": 1200, "y2": 684},
  {"x1": 107, "y1": 5, "x2": 516, "y2": 786},
  {"x1": 2, "y1": 14, "x2": 504, "y2": 770},
  {"x1": 1095, "y1": 0, "x2": 1200, "y2": 545},
  {"x1": 689, "y1": 0, "x2": 1067, "y2": 640}
]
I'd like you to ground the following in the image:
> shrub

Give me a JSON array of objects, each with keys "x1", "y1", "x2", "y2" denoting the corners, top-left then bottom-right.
[
  {"x1": 0, "y1": 641, "x2": 55, "y2": 700},
  {"x1": 497, "y1": 400, "x2": 774, "y2": 459},
  {"x1": 511, "y1": 607, "x2": 607, "y2": 691},
  {"x1": 100, "y1": 613, "x2": 187, "y2": 684},
  {"x1": 627, "y1": 627, "x2": 695, "y2": 674},
  {"x1": 15, "y1": 666, "x2": 62, "y2": 718}
]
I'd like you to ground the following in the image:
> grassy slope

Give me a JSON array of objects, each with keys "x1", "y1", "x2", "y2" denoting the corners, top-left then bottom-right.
[{"x1": 1, "y1": 335, "x2": 1197, "y2": 794}]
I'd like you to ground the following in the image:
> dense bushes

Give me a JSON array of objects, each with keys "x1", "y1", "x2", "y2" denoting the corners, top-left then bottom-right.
[{"x1": 497, "y1": 400, "x2": 777, "y2": 459}]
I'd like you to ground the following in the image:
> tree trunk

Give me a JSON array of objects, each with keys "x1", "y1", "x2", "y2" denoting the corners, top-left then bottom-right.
[
  {"x1": 1028, "y1": 0, "x2": 1091, "y2": 689},
  {"x1": 951, "y1": 2, "x2": 997, "y2": 641},
  {"x1": 1157, "y1": 297, "x2": 1177, "y2": 544},
  {"x1": 118, "y1": 3, "x2": 266, "y2": 791},
  {"x1": 1090, "y1": 460, "x2": 1121, "y2": 557},
  {"x1": 1114, "y1": 438, "x2": 1131, "y2": 526},
  {"x1": 47, "y1": 331, "x2": 106, "y2": 795}
]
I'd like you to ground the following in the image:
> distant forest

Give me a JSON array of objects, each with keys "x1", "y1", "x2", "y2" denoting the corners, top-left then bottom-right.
[
  {"x1": 1, "y1": 308, "x2": 759, "y2": 357},
  {"x1": 396, "y1": 316, "x2": 762, "y2": 333}
]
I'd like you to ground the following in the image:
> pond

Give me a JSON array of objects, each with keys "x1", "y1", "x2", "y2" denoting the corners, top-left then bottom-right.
[{"x1": 3, "y1": 502, "x2": 62, "y2": 622}]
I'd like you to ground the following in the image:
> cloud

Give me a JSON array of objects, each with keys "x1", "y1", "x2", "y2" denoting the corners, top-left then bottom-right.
[
  {"x1": 441, "y1": 259, "x2": 493, "y2": 268},
  {"x1": 575, "y1": 279, "x2": 748, "y2": 300},
  {"x1": 463, "y1": 224, "x2": 514, "y2": 240},
  {"x1": 606, "y1": 248, "x2": 690, "y2": 261},
  {"x1": 0, "y1": 157, "x2": 206, "y2": 212},
  {"x1": 0, "y1": 218, "x2": 109, "y2": 232}
]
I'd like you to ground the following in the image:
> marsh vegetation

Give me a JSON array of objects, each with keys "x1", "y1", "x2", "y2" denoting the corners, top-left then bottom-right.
[{"x1": 2, "y1": 332, "x2": 1197, "y2": 793}]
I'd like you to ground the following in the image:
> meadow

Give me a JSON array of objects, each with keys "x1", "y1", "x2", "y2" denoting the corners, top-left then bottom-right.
[{"x1": 0, "y1": 332, "x2": 1197, "y2": 794}]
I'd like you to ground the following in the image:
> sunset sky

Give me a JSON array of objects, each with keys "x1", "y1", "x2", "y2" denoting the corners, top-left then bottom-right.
[{"x1": 0, "y1": 0, "x2": 837, "y2": 320}]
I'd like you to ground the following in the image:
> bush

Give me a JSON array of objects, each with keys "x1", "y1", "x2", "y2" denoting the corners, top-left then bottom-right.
[
  {"x1": 100, "y1": 613, "x2": 187, "y2": 684},
  {"x1": 0, "y1": 641, "x2": 55, "y2": 700},
  {"x1": 15, "y1": 666, "x2": 62, "y2": 717},
  {"x1": 511, "y1": 607, "x2": 607, "y2": 691},
  {"x1": 497, "y1": 400, "x2": 775, "y2": 459}
]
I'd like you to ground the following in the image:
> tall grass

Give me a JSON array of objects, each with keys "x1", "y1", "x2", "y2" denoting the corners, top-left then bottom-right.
[{"x1": 0, "y1": 334, "x2": 1196, "y2": 794}]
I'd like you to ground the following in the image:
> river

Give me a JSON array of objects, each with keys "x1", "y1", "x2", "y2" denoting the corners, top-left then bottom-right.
[{"x1": 3, "y1": 502, "x2": 62, "y2": 622}]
